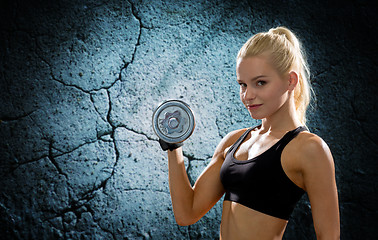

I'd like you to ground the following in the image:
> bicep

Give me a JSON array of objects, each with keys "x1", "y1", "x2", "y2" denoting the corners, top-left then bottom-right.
[
  {"x1": 185, "y1": 129, "x2": 244, "y2": 224},
  {"x1": 191, "y1": 155, "x2": 225, "y2": 216},
  {"x1": 189, "y1": 131, "x2": 241, "y2": 221},
  {"x1": 301, "y1": 138, "x2": 340, "y2": 238},
  {"x1": 193, "y1": 158, "x2": 224, "y2": 217}
]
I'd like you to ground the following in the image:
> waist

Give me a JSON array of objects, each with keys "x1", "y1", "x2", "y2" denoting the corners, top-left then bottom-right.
[{"x1": 220, "y1": 200, "x2": 287, "y2": 240}]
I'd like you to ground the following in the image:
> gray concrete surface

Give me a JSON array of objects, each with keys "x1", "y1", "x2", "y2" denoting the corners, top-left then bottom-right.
[{"x1": 0, "y1": 0, "x2": 377, "y2": 239}]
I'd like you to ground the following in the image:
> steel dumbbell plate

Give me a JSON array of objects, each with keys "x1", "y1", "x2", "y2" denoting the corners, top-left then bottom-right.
[{"x1": 152, "y1": 100, "x2": 195, "y2": 143}]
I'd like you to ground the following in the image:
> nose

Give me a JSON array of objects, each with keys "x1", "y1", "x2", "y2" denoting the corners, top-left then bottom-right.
[{"x1": 242, "y1": 86, "x2": 256, "y2": 101}]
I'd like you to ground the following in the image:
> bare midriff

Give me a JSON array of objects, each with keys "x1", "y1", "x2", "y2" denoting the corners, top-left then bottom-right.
[{"x1": 220, "y1": 201, "x2": 288, "y2": 240}]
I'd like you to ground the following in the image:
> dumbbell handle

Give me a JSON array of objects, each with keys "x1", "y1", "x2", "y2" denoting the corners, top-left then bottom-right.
[{"x1": 158, "y1": 139, "x2": 183, "y2": 151}]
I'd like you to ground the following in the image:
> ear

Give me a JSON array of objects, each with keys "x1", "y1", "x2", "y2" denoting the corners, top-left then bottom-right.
[{"x1": 287, "y1": 71, "x2": 299, "y2": 91}]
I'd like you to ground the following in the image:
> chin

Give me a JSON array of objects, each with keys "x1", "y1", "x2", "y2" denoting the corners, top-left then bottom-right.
[{"x1": 248, "y1": 112, "x2": 264, "y2": 120}]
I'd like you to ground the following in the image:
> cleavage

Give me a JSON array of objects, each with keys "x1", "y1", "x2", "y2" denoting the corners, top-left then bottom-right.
[{"x1": 234, "y1": 132, "x2": 281, "y2": 161}]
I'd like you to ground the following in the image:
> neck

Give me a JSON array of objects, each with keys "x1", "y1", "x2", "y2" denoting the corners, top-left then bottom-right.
[{"x1": 260, "y1": 97, "x2": 302, "y2": 132}]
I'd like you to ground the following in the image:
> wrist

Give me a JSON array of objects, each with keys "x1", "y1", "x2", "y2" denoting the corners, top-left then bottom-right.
[{"x1": 159, "y1": 139, "x2": 184, "y2": 151}]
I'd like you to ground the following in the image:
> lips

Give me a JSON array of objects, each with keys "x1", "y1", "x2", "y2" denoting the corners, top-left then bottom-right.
[{"x1": 247, "y1": 104, "x2": 263, "y2": 110}]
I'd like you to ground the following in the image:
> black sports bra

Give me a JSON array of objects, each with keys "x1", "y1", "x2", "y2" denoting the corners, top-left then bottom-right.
[{"x1": 220, "y1": 126, "x2": 307, "y2": 220}]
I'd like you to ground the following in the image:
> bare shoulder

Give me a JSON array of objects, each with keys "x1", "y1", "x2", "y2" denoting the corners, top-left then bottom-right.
[
  {"x1": 213, "y1": 128, "x2": 250, "y2": 160},
  {"x1": 294, "y1": 131, "x2": 332, "y2": 156},
  {"x1": 291, "y1": 131, "x2": 334, "y2": 170},
  {"x1": 224, "y1": 128, "x2": 249, "y2": 144}
]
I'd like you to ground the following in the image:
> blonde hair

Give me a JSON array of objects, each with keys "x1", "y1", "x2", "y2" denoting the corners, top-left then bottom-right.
[{"x1": 237, "y1": 26, "x2": 313, "y2": 124}]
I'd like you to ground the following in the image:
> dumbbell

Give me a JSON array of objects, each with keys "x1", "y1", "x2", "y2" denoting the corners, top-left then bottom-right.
[{"x1": 152, "y1": 100, "x2": 195, "y2": 143}]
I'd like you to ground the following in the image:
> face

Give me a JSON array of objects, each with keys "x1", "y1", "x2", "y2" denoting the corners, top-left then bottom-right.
[{"x1": 236, "y1": 56, "x2": 291, "y2": 120}]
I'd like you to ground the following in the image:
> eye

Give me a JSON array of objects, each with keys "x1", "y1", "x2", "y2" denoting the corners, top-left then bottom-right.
[
  {"x1": 256, "y1": 80, "x2": 266, "y2": 86},
  {"x1": 238, "y1": 82, "x2": 247, "y2": 88}
]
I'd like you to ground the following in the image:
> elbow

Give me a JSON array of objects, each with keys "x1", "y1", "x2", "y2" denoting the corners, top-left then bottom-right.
[
  {"x1": 175, "y1": 218, "x2": 191, "y2": 226},
  {"x1": 174, "y1": 214, "x2": 198, "y2": 226}
]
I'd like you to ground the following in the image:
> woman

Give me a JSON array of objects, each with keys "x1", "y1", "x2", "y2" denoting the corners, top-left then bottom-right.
[{"x1": 159, "y1": 27, "x2": 340, "y2": 239}]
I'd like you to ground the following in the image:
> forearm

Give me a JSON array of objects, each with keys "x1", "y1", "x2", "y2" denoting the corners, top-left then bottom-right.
[
  {"x1": 167, "y1": 147, "x2": 195, "y2": 225},
  {"x1": 316, "y1": 233, "x2": 340, "y2": 240},
  {"x1": 315, "y1": 221, "x2": 340, "y2": 240}
]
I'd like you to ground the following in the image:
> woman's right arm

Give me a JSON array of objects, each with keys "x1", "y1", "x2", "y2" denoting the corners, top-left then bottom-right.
[{"x1": 167, "y1": 130, "x2": 244, "y2": 226}]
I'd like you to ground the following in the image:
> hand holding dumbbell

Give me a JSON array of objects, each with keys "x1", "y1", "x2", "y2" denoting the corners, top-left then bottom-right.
[{"x1": 152, "y1": 100, "x2": 195, "y2": 151}]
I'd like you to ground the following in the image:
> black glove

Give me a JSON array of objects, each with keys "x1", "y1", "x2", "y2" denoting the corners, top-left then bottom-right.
[{"x1": 159, "y1": 139, "x2": 183, "y2": 151}]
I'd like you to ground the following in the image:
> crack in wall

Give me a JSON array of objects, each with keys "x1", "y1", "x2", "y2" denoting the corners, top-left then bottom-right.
[
  {"x1": 183, "y1": 151, "x2": 212, "y2": 162},
  {"x1": 6, "y1": 114, "x2": 55, "y2": 173},
  {"x1": 103, "y1": 88, "x2": 121, "y2": 193},
  {"x1": 34, "y1": 29, "x2": 122, "y2": 94},
  {"x1": 82, "y1": 89, "x2": 120, "y2": 198},
  {"x1": 106, "y1": 136, "x2": 120, "y2": 186},
  {"x1": 43, "y1": 189, "x2": 97, "y2": 222},
  {"x1": 185, "y1": 158, "x2": 195, "y2": 186},
  {"x1": 47, "y1": 141, "x2": 68, "y2": 178},
  {"x1": 106, "y1": 89, "x2": 116, "y2": 129},
  {"x1": 33, "y1": 40, "x2": 93, "y2": 94},
  {"x1": 0, "y1": 109, "x2": 37, "y2": 122},
  {"x1": 215, "y1": 116, "x2": 225, "y2": 138},
  {"x1": 183, "y1": 152, "x2": 212, "y2": 187},
  {"x1": 119, "y1": 125, "x2": 213, "y2": 159},
  {"x1": 25, "y1": 25, "x2": 126, "y2": 232},
  {"x1": 117, "y1": 125, "x2": 213, "y2": 191},
  {"x1": 120, "y1": 0, "x2": 148, "y2": 81},
  {"x1": 89, "y1": 92, "x2": 108, "y2": 123},
  {"x1": 10, "y1": 136, "x2": 104, "y2": 171},
  {"x1": 84, "y1": 203, "x2": 117, "y2": 240},
  {"x1": 9, "y1": 5, "x2": 149, "y2": 212},
  {"x1": 122, "y1": 188, "x2": 169, "y2": 194},
  {"x1": 121, "y1": 125, "x2": 157, "y2": 142}
]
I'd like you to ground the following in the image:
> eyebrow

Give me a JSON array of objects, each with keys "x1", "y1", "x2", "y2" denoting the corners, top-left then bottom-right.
[{"x1": 237, "y1": 75, "x2": 268, "y2": 82}]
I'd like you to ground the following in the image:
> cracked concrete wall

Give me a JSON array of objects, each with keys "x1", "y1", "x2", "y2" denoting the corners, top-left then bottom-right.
[{"x1": 0, "y1": 0, "x2": 377, "y2": 239}]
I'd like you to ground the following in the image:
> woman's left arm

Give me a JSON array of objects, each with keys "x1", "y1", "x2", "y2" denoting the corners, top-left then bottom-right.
[{"x1": 300, "y1": 135, "x2": 340, "y2": 240}]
